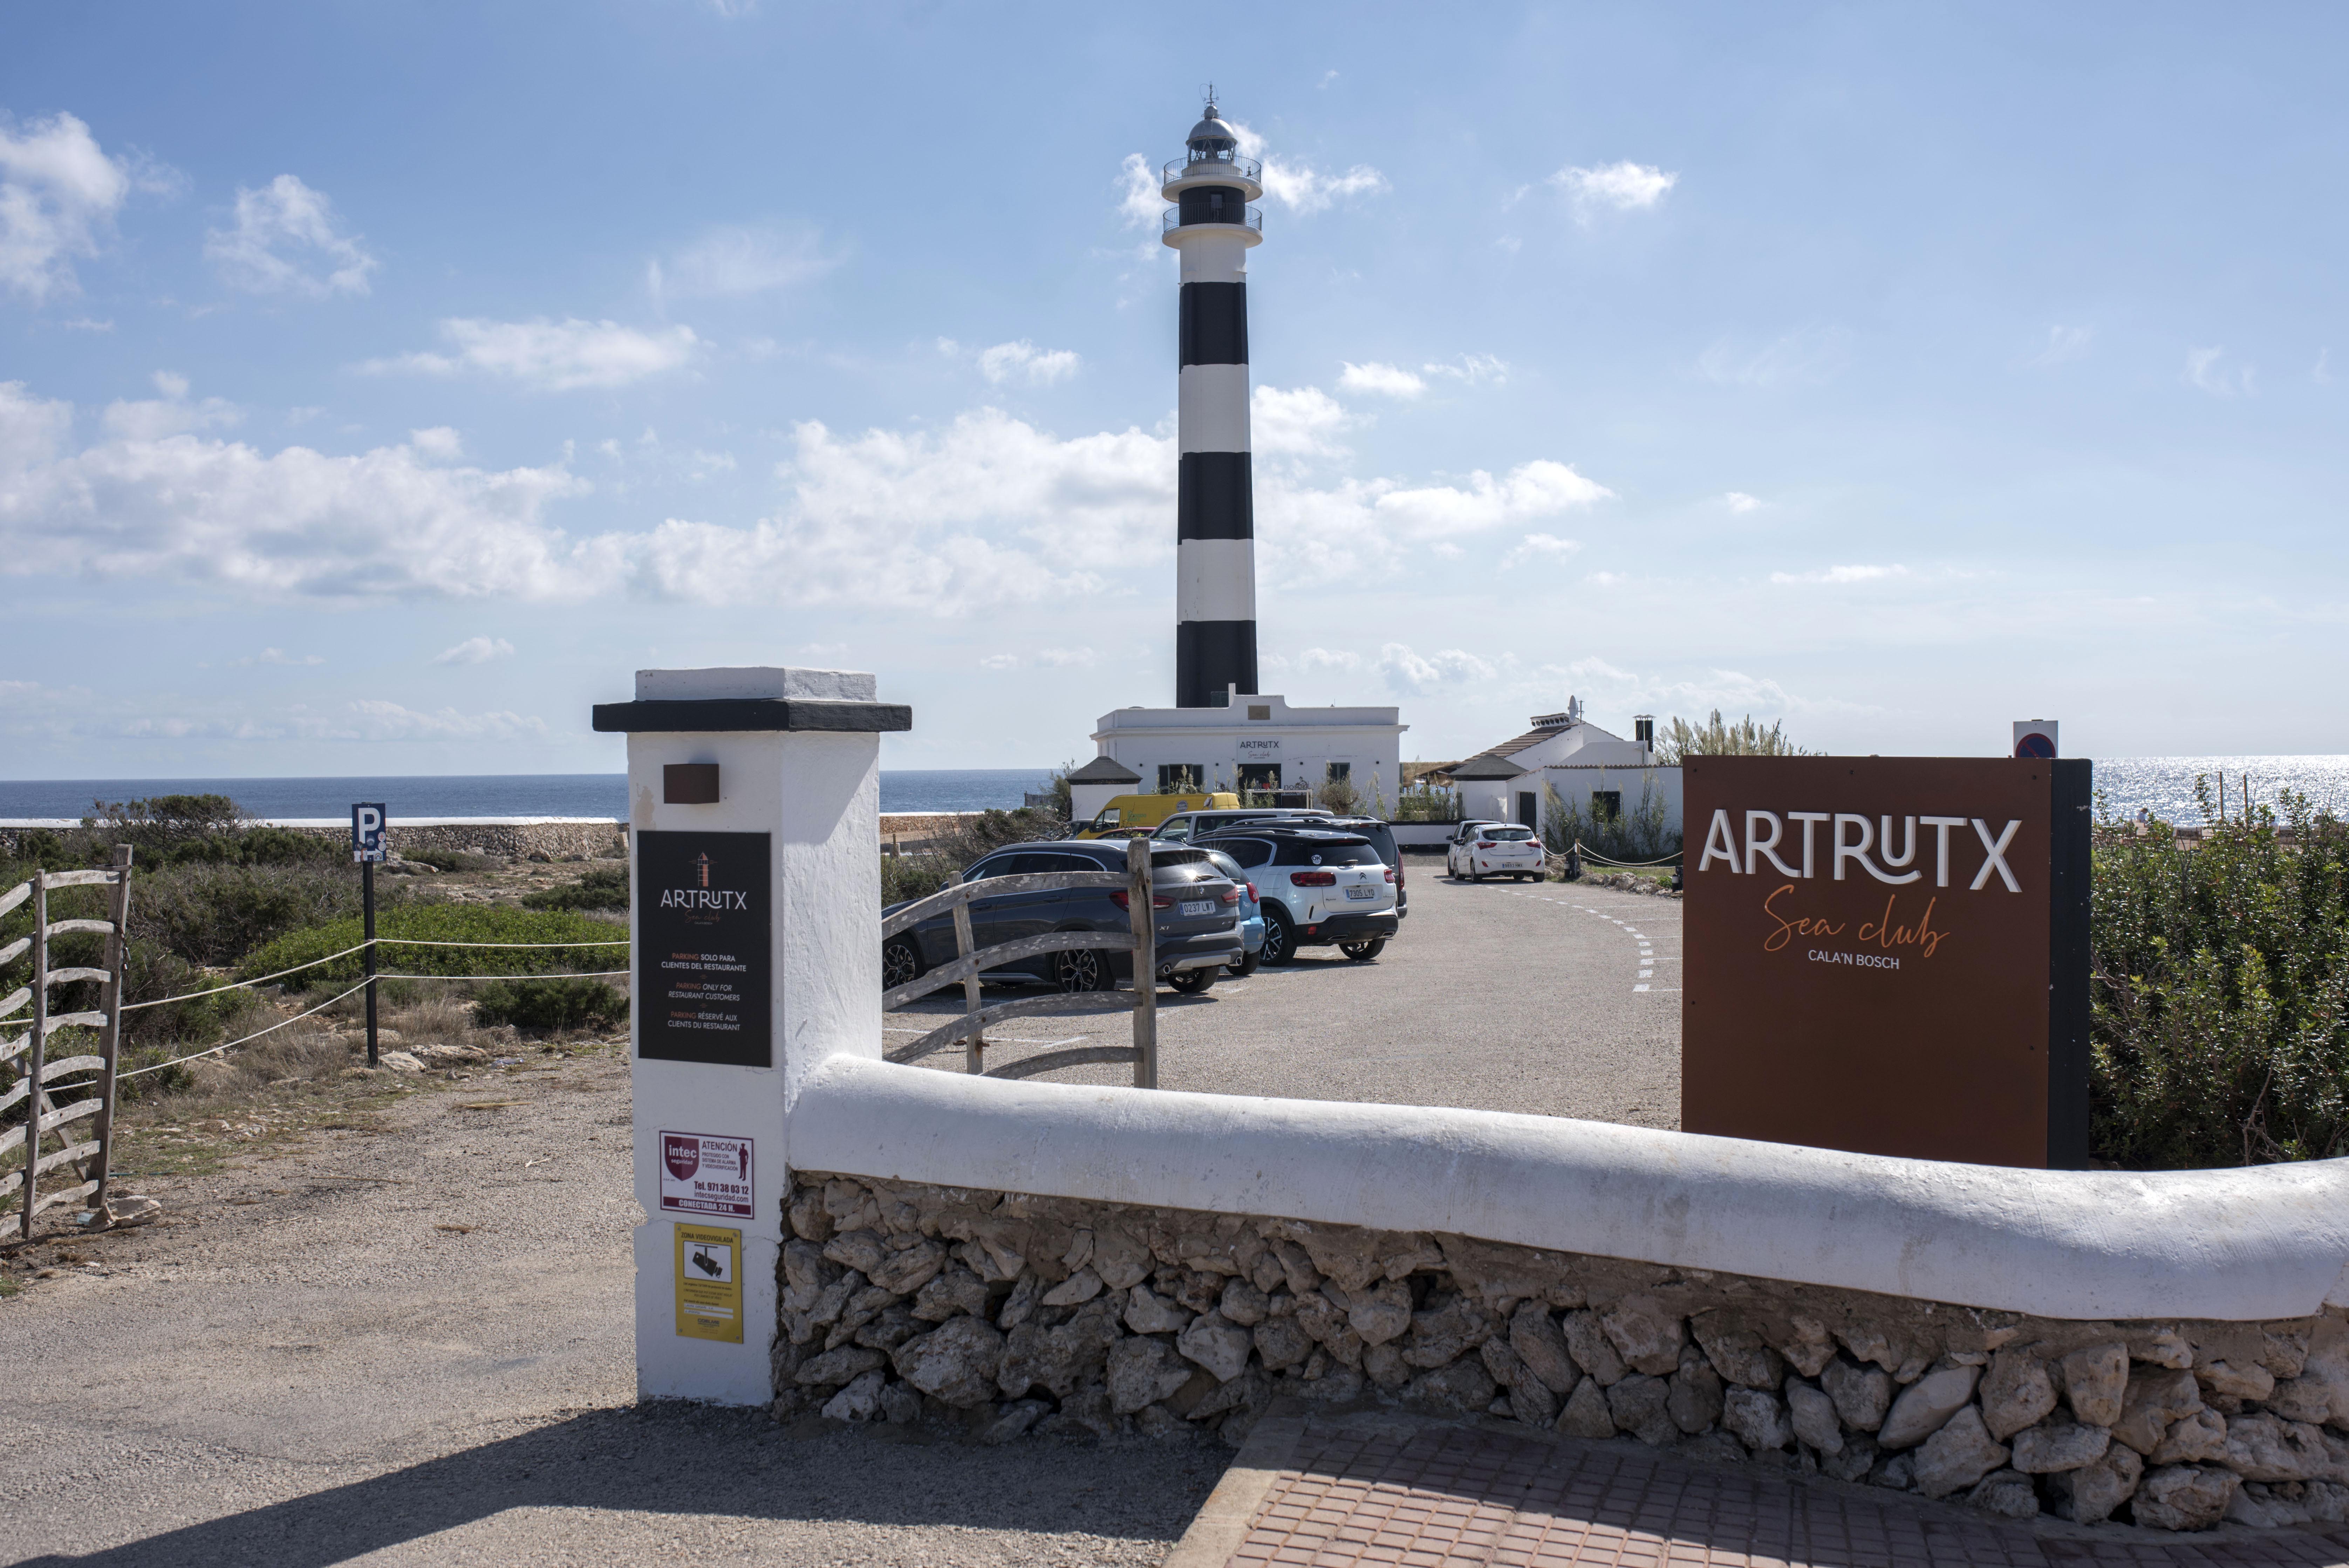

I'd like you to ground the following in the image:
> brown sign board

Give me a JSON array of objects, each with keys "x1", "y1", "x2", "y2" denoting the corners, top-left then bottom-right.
[{"x1": 1681, "y1": 757, "x2": 2090, "y2": 1168}]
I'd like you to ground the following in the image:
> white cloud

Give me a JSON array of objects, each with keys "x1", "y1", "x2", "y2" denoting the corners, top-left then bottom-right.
[
  {"x1": 205, "y1": 174, "x2": 377, "y2": 298},
  {"x1": 230, "y1": 647, "x2": 323, "y2": 667},
  {"x1": 1503, "y1": 532, "x2": 1580, "y2": 566},
  {"x1": 976, "y1": 339, "x2": 1081, "y2": 386},
  {"x1": 1378, "y1": 643, "x2": 1498, "y2": 696},
  {"x1": 61, "y1": 316, "x2": 112, "y2": 331},
  {"x1": 0, "y1": 377, "x2": 603, "y2": 598},
  {"x1": 99, "y1": 370, "x2": 241, "y2": 440},
  {"x1": 1338, "y1": 362, "x2": 1424, "y2": 398},
  {"x1": 1036, "y1": 647, "x2": 1097, "y2": 667},
  {"x1": 106, "y1": 698, "x2": 548, "y2": 744},
  {"x1": 1769, "y1": 564, "x2": 1908, "y2": 585},
  {"x1": 1698, "y1": 327, "x2": 1853, "y2": 388},
  {"x1": 0, "y1": 111, "x2": 134, "y2": 303},
  {"x1": 648, "y1": 224, "x2": 832, "y2": 308},
  {"x1": 365, "y1": 318, "x2": 698, "y2": 391},
  {"x1": 1723, "y1": 492, "x2": 1764, "y2": 514},
  {"x1": 1116, "y1": 153, "x2": 1164, "y2": 230},
  {"x1": 2315, "y1": 349, "x2": 2333, "y2": 386},
  {"x1": 1225, "y1": 122, "x2": 1387, "y2": 214},
  {"x1": 2185, "y1": 346, "x2": 2254, "y2": 397},
  {"x1": 979, "y1": 653, "x2": 1022, "y2": 670},
  {"x1": 1551, "y1": 161, "x2": 1677, "y2": 221},
  {"x1": 0, "y1": 375, "x2": 1614, "y2": 612},
  {"x1": 432, "y1": 635, "x2": 515, "y2": 665},
  {"x1": 1251, "y1": 384, "x2": 1351, "y2": 458},
  {"x1": 2032, "y1": 324, "x2": 2092, "y2": 367},
  {"x1": 1297, "y1": 647, "x2": 1361, "y2": 672},
  {"x1": 1423, "y1": 354, "x2": 1508, "y2": 386},
  {"x1": 409, "y1": 426, "x2": 463, "y2": 461}
]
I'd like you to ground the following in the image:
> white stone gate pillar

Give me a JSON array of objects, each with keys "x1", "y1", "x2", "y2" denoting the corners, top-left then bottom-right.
[{"x1": 593, "y1": 666, "x2": 907, "y2": 1405}]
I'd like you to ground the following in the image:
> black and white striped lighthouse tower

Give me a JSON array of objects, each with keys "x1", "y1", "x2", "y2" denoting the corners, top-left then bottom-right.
[{"x1": 1161, "y1": 99, "x2": 1264, "y2": 708}]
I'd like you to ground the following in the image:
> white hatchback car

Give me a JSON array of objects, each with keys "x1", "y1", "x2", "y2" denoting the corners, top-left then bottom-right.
[{"x1": 1448, "y1": 822, "x2": 1547, "y2": 882}]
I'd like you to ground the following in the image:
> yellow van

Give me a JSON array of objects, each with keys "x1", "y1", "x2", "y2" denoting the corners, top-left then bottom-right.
[{"x1": 1074, "y1": 792, "x2": 1239, "y2": 838}]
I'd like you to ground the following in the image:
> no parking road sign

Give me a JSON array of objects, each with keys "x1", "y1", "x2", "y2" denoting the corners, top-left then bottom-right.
[{"x1": 351, "y1": 802, "x2": 389, "y2": 863}]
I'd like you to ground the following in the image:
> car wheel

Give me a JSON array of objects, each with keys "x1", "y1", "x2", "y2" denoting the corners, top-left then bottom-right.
[
  {"x1": 1053, "y1": 946, "x2": 1110, "y2": 993},
  {"x1": 1229, "y1": 950, "x2": 1260, "y2": 978},
  {"x1": 1340, "y1": 938, "x2": 1386, "y2": 962},
  {"x1": 1169, "y1": 968, "x2": 1216, "y2": 994},
  {"x1": 882, "y1": 936, "x2": 922, "y2": 992},
  {"x1": 1260, "y1": 907, "x2": 1297, "y2": 966}
]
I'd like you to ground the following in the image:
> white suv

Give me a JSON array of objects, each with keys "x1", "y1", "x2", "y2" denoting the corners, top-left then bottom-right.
[
  {"x1": 1191, "y1": 827, "x2": 1398, "y2": 965},
  {"x1": 1447, "y1": 821, "x2": 1546, "y2": 882}
]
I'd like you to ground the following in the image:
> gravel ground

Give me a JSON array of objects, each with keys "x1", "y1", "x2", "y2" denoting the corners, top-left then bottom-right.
[
  {"x1": 0, "y1": 1056, "x2": 1224, "y2": 1566},
  {"x1": 900, "y1": 867, "x2": 1685, "y2": 1127},
  {"x1": 0, "y1": 867, "x2": 1680, "y2": 1565}
]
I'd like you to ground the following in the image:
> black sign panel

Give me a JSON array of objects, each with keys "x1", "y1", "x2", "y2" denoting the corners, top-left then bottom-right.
[{"x1": 635, "y1": 830, "x2": 772, "y2": 1068}]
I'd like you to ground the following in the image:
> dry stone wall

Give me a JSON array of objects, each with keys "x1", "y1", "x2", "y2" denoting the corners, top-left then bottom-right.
[{"x1": 780, "y1": 1171, "x2": 2349, "y2": 1534}]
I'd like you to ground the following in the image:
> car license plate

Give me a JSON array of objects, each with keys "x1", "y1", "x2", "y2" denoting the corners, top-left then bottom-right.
[
  {"x1": 1179, "y1": 899, "x2": 1215, "y2": 917},
  {"x1": 1345, "y1": 885, "x2": 1378, "y2": 900}
]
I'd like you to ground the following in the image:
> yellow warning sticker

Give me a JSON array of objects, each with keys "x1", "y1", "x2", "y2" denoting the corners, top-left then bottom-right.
[{"x1": 674, "y1": 1222, "x2": 743, "y2": 1343}]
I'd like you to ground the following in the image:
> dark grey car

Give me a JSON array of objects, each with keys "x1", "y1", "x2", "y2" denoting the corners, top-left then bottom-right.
[{"x1": 881, "y1": 840, "x2": 1243, "y2": 996}]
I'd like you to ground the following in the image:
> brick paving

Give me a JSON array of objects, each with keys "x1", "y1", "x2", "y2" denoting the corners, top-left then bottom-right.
[{"x1": 1213, "y1": 1413, "x2": 2349, "y2": 1568}]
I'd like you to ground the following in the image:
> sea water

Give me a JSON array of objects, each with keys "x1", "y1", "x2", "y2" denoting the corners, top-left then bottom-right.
[{"x1": 0, "y1": 759, "x2": 2340, "y2": 824}]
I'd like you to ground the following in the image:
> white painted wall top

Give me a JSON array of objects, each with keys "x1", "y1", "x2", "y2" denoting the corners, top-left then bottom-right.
[
  {"x1": 636, "y1": 666, "x2": 877, "y2": 701},
  {"x1": 791, "y1": 1054, "x2": 2349, "y2": 1324}
]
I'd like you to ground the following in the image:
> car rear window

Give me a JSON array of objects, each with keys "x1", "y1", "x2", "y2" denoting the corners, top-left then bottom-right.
[
  {"x1": 1149, "y1": 848, "x2": 1207, "y2": 867},
  {"x1": 1272, "y1": 838, "x2": 1382, "y2": 867},
  {"x1": 1486, "y1": 827, "x2": 1537, "y2": 842},
  {"x1": 1204, "y1": 837, "x2": 1273, "y2": 868}
]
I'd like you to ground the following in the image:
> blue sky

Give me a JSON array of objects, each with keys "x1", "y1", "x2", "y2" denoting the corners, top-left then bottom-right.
[{"x1": 3, "y1": 3, "x2": 2344, "y2": 778}]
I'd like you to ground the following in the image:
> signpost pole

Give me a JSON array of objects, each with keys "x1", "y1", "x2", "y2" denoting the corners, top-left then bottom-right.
[
  {"x1": 352, "y1": 803, "x2": 386, "y2": 1069},
  {"x1": 362, "y1": 858, "x2": 378, "y2": 1069}
]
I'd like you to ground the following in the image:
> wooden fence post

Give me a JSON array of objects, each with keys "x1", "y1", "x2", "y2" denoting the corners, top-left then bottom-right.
[
  {"x1": 1127, "y1": 836, "x2": 1156, "y2": 1089},
  {"x1": 951, "y1": 898, "x2": 985, "y2": 1074},
  {"x1": 19, "y1": 877, "x2": 45, "y2": 1239},
  {"x1": 86, "y1": 845, "x2": 133, "y2": 1220}
]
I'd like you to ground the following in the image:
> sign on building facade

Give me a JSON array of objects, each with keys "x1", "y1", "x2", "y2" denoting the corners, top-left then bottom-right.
[{"x1": 1681, "y1": 756, "x2": 2091, "y2": 1168}]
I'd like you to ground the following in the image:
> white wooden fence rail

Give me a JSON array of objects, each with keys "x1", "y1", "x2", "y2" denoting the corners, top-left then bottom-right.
[
  {"x1": 880, "y1": 837, "x2": 1159, "y2": 1088},
  {"x1": 0, "y1": 845, "x2": 133, "y2": 1237}
]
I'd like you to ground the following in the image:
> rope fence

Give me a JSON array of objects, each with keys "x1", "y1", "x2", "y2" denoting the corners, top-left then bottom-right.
[{"x1": 28, "y1": 936, "x2": 637, "y2": 1084}]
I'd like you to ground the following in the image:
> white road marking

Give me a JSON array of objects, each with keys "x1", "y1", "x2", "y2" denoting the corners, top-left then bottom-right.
[{"x1": 1633, "y1": 983, "x2": 1649, "y2": 992}]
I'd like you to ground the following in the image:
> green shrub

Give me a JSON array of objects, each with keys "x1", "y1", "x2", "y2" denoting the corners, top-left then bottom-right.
[
  {"x1": 402, "y1": 848, "x2": 493, "y2": 872},
  {"x1": 236, "y1": 905, "x2": 627, "y2": 984},
  {"x1": 523, "y1": 864, "x2": 629, "y2": 911},
  {"x1": 2089, "y1": 786, "x2": 2349, "y2": 1169},
  {"x1": 473, "y1": 976, "x2": 629, "y2": 1031},
  {"x1": 1540, "y1": 776, "x2": 1681, "y2": 865}
]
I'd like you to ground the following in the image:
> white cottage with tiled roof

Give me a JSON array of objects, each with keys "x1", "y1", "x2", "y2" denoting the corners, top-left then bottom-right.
[{"x1": 1437, "y1": 700, "x2": 1683, "y2": 835}]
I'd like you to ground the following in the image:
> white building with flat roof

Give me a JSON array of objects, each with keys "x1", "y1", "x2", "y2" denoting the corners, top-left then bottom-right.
[{"x1": 1090, "y1": 692, "x2": 1407, "y2": 812}]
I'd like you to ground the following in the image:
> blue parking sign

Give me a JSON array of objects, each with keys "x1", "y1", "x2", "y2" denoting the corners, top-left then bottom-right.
[{"x1": 352, "y1": 803, "x2": 389, "y2": 863}]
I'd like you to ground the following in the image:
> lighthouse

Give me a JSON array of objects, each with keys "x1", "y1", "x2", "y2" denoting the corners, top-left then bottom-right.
[{"x1": 1161, "y1": 100, "x2": 1264, "y2": 709}]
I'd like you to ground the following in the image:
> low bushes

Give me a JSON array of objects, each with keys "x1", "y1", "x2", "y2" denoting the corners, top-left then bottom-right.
[
  {"x1": 2090, "y1": 789, "x2": 2349, "y2": 1169},
  {"x1": 522, "y1": 864, "x2": 628, "y2": 911},
  {"x1": 472, "y1": 976, "x2": 629, "y2": 1031},
  {"x1": 237, "y1": 904, "x2": 627, "y2": 984},
  {"x1": 1539, "y1": 778, "x2": 1681, "y2": 865}
]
